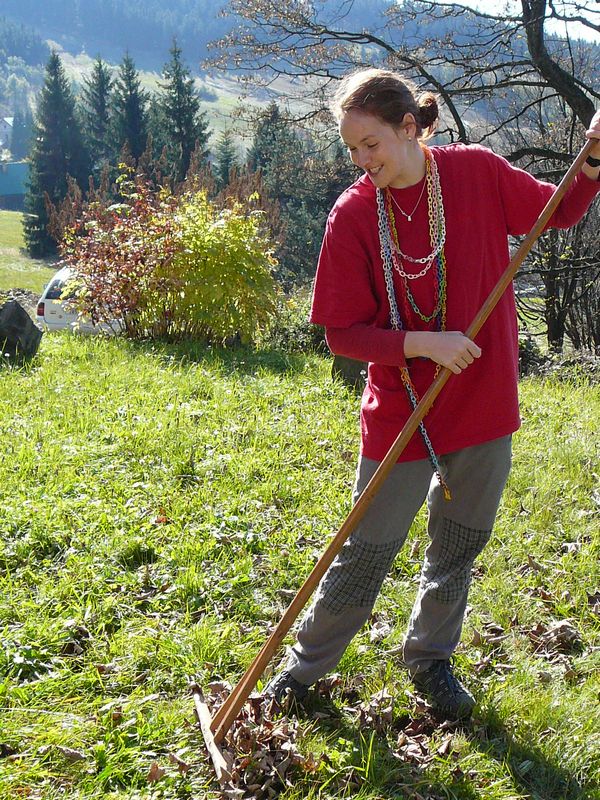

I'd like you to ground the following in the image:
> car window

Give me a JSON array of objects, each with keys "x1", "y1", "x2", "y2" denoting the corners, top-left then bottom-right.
[
  {"x1": 44, "y1": 279, "x2": 64, "y2": 300},
  {"x1": 45, "y1": 278, "x2": 77, "y2": 301}
]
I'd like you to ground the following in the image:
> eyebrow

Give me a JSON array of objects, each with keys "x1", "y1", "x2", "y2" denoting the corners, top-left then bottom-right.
[{"x1": 343, "y1": 134, "x2": 378, "y2": 147}]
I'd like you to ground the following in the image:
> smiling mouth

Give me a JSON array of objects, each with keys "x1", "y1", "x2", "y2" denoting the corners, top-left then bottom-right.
[{"x1": 368, "y1": 166, "x2": 383, "y2": 176}]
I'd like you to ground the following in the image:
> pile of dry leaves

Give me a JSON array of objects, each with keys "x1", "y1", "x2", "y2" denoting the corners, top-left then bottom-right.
[
  {"x1": 196, "y1": 677, "x2": 465, "y2": 800},
  {"x1": 197, "y1": 681, "x2": 319, "y2": 799}
]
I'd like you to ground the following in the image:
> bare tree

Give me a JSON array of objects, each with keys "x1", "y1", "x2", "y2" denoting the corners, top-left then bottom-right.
[{"x1": 209, "y1": 1, "x2": 599, "y2": 142}]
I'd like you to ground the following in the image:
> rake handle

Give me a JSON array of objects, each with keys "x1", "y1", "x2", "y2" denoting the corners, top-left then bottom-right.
[{"x1": 209, "y1": 138, "x2": 595, "y2": 744}]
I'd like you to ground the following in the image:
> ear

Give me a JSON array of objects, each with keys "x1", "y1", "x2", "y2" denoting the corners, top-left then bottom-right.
[{"x1": 401, "y1": 113, "x2": 418, "y2": 139}]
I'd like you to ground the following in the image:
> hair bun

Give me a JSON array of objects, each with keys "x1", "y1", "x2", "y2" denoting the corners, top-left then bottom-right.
[{"x1": 417, "y1": 93, "x2": 439, "y2": 133}]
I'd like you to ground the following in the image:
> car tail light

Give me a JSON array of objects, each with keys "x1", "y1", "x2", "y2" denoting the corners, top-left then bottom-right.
[{"x1": 37, "y1": 301, "x2": 45, "y2": 317}]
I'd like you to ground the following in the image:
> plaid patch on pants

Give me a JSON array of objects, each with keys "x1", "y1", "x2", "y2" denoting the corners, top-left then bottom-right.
[
  {"x1": 424, "y1": 518, "x2": 492, "y2": 604},
  {"x1": 318, "y1": 537, "x2": 402, "y2": 615}
]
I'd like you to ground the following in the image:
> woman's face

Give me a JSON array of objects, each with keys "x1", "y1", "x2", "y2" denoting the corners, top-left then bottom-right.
[{"x1": 339, "y1": 108, "x2": 418, "y2": 189}]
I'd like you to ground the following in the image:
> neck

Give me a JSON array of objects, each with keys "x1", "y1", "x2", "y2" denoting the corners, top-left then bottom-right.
[{"x1": 389, "y1": 142, "x2": 426, "y2": 189}]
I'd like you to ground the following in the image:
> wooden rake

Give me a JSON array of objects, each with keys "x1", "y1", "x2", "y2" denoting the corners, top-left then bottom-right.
[{"x1": 194, "y1": 139, "x2": 596, "y2": 783}]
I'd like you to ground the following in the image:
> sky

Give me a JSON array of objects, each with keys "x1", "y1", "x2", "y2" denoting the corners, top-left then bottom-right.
[{"x1": 459, "y1": 0, "x2": 600, "y2": 42}]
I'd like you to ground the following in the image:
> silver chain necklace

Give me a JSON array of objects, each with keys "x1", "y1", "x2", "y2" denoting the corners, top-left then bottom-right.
[{"x1": 389, "y1": 178, "x2": 427, "y2": 222}]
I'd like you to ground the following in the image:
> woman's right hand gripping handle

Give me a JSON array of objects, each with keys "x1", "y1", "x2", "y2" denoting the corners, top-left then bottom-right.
[{"x1": 404, "y1": 330, "x2": 482, "y2": 374}]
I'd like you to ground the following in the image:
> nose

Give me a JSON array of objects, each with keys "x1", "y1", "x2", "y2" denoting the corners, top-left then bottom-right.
[{"x1": 352, "y1": 148, "x2": 368, "y2": 170}]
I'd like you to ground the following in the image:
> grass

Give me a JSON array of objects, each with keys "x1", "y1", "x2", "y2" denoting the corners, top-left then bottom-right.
[
  {"x1": 0, "y1": 210, "x2": 57, "y2": 295},
  {"x1": 0, "y1": 332, "x2": 598, "y2": 800}
]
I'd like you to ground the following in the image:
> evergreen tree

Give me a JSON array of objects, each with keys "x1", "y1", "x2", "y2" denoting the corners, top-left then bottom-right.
[
  {"x1": 23, "y1": 51, "x2": 89, "y2": 257},
  {"x1": 158, "y1": 40, "x2": 210, "y2": 182},
  {"x1": 246, "y1": 103, "x2": 302, "y2": 205},
  {"x1": 245, "y1": 104, "x2": 359, "y2": 286},
  {"x1": 80, "y1": 56, "x2": 114, "y2": 172},
  {"x1": 246, "y1": 102, "x2": 282, "y2": 173},
  {"x1": 10, "y1": 104, "x2": 33, "y2": 159},
  {"x1": 112, "y1": 53, "x2": 147, "y2": 161},
  {"x1": 146, "y1": 94, "x2": 169, "y2": 161},
  {"x1": 213, "y1": 128, "x2": 239, "y2": 190}
]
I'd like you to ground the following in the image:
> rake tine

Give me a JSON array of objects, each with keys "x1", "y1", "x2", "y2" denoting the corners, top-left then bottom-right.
[{"x1": 192, "y1": 687, "x2": 232, "y2": 785}]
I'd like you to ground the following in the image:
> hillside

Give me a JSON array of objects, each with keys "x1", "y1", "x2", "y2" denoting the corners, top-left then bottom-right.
[{"x1": 0, "y1": 0, "x2": 391, "y2": 73}]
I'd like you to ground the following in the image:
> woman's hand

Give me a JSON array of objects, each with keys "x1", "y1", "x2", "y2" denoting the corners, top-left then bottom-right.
[
  {"x1": 584, "y1": 111, "x2": 600, "y2": 180},
  {"x1": 404, "y1": 330, "x2": 482, "y2": 374},
  {"x1": 586, "y1": 109, "x2": 600, "y2": 156}
]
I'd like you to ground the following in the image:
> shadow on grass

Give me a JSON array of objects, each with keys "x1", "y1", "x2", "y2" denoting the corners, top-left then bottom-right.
[
  {"x1": 125, "y1": 337, "x2": 319, "y2": 377},
  {"x1": 287, "y1": 698, "x2": 482, "y2": 800},
  {"x1": 466, "y1": 707, "x2": 595, "y2": 800},
  {"x1": 282, "y1": 694, "x2": 596, "y2": 800}
]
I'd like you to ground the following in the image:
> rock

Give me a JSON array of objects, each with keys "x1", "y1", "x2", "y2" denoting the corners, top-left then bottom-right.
[{"x1": 0, "y1": 299, "x2": 43, "y2": 362}]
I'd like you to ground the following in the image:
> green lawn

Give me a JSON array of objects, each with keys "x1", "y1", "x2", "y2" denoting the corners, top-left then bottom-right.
[
  {"x1": 0, "y1": 210, "x2": 57, "y2": 294},
  {"x1": 0, "y1": 334, "x2": 598, "y2": 799}
]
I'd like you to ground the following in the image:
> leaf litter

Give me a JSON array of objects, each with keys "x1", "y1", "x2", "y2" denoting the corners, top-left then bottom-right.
[
  {"x1": 197, "y1": 675, "x2": 466, "y2": 798},
  {"x1": 198, "y1": 681, "x2": 320, "y2": 799}
]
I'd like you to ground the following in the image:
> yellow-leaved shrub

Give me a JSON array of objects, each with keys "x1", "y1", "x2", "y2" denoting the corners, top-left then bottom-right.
[
  {"x1": 168, "y1": 191, "x2": 278, "y2": 343},
  {"x1": 60, "y1": 171, "x2": 278, "y2": 343}
]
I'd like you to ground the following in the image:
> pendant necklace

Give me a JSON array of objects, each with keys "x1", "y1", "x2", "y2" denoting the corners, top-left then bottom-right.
[
  {"x1": 389, "y1": 178, "x2": 427, "y2": 222},
  {"x1": 376, "y1": 144, "x2": 451, "y2": 500}
]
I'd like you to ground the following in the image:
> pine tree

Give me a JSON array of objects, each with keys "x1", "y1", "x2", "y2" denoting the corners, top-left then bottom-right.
[
  {"x1": 213, "y1": 128, "x2": 239, "y2": 190},
  {"x1": 80, "y1": 57, "x2": 114, "y2": 172},
  {"x1": 158, "y1": 40, "x2": 210, "y2": 183},
  {"x1": 246, "y1": 103, "x2": 302, "y2": 205},
  {"x1": 10, "y1": 105, "x2": 34, "y2": 159},
  {"x1": 112, "y1": 53, "x2": 148, "y2": 161},
  {"x1": 245, "y1": 104, "x2": 359, "y2": 286},
  {"x1": 246, "y1": 102, "x2": 282, "y2": 173},
  {"x1": 23, "y1": 51, "x2": 89, "y2": 257},
  {"x1": 146, "y1": 95, "x2": 169, "y2": 161}
]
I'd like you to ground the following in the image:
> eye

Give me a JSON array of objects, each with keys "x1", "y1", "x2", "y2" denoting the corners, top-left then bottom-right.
[{"x1": 367, "y1": 142, "x2": 378, "y2": 149}]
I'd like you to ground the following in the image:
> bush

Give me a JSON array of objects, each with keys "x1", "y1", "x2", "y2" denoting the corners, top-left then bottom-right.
[
  {"x1": 169, "y1": 191, "x2": 278, "y2": 343},
  {"x1": 262, "y1": 289, "x2": 327, "y2": 354},
  {"x1": 59, "y1": 169, "x2": 278, "y2": 343},
  {"x1": 518, "y1": 331, "x2": 544, "y2": 376}
]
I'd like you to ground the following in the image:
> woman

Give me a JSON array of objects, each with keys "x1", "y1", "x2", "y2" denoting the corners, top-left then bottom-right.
[{"x1": 266, "y1": 69, "x2": 600, "y2": 718}]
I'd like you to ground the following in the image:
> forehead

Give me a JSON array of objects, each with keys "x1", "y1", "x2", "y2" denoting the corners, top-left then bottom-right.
[{"x1": 339, "y1": 108, "x2": 393, "y2": 145}]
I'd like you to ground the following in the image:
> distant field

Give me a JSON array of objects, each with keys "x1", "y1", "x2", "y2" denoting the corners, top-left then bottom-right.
[
  {"x1": 0, "y1": 210, "x2": 57, "y2": 294},
  {"x1": 56, "y1": 44, "x2": 260, "y2": 143}
]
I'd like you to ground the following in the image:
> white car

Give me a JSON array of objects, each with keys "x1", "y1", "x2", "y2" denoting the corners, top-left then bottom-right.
[{"x1": 36, "y1": 267, "x2": 120, "y2": 334}]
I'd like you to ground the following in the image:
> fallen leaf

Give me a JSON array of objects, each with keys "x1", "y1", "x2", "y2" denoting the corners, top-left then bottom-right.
[
  {"x1": 169, "y1": 752, "x2": 190, "y2": 774},
  {"x1": 533, "y1": 588, "x2": 555, "y2": 602},
  {"x1": 527, "y1": 554, "x2": 544, "y2": 572},
  {"x1": 369, "y1": 619, "x2": 392, "y2": 643},
  {"x1": 55, "y1": 746, "x2": 86, "y2": 762},
  {"x1": 587, "y1": 591, "x2": 600, "y2": 615},
  {"x1": 95, "y1": 662, "x2": 117, "y2": 675},
  {"x1": 358, "y1": 688, "x2": 394, "y2": 731},
  {"x1": 538, "y1": 619, "x2": 582, "y2": 653},
  {"x1": 436, "y1": 734, "x2": 454, "y2": 757},
  {"x1": 154, "y1": 507, "x2": 171, "y2": 524},
  {"x1": 147, "y1": 761, "x2": 165, "y2": 783}
]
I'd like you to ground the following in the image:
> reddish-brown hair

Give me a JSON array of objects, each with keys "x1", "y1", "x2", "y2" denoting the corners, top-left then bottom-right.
[{"x1": 331, "y1": 68, "x2": 439, "y2": 139}]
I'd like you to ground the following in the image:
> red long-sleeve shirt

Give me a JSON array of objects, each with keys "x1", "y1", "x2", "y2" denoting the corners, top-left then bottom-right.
[{"x1": 311, "y1": 143, "x2": 600, "y2": 462}]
